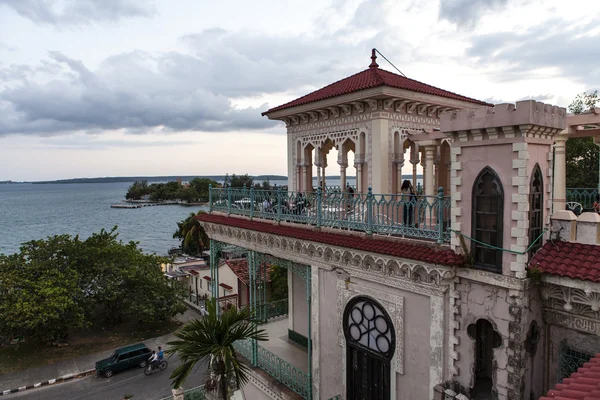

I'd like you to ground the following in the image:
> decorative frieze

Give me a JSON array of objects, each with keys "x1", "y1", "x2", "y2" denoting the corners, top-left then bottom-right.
[
  {"x1": 544, "y1": 308, "x2": 600, "y2": 336},
  {"x1": 542, "y1": 282, "x2": 600, "y2": 319},
  {"x1": 200, "y1": 221, "x2": 455, "y2": 293}
]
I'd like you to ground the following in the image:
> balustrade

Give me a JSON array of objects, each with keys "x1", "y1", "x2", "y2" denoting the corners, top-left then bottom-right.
[{"x1": 209, "y1": 185, "x2": 451, "y2": 243}]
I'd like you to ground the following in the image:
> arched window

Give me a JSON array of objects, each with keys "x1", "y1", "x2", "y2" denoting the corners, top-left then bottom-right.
[
  {"x1": 529, "y1": 165, "x2": 544, "y2": 258},
  {"x1": 472, "y1": 167, "x2": 504, "y2": 273},
  {"x1": 344, "y1": 296, "x2": 395, "y2": 400}
]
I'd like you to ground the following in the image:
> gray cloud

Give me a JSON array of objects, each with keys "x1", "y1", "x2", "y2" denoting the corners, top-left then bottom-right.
[
  {"x1": 439, "y1": 0, "x2": 509, "y2": 28},
  {"x1": 466, "y1": 17, "x2": 600, "y2": 88},
  {"x1": 0, "y1": 50, "x2": 278, "y2": 136},
  {"x1": 0, "y1": 0, "x2": 156, "y2": 26}
]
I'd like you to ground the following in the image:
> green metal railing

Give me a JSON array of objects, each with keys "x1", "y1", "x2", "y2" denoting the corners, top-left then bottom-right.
[
  {"x1": 256, "y1": 345, "x2": 311, "y2": 399},
  {"x1": 260, "y1": 299, "x2": 288, "y2": 321},
  {"x1": 233, "y1": 339, "x2": 310, "y2": 399},
  {"x1": 566, "y1": 188, "x2": 598, "y2": 210},
  {"x1": 209, "y1": 185, "x2": 451, "y2": 242}
]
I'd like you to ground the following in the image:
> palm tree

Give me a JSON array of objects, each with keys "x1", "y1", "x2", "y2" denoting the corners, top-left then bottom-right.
[
  {"x1": 166, "y1": 298, "x2": 268, "y2": 399},
  {"x1": 173, "y1": 211, "x2": 209, "y2": 256}
]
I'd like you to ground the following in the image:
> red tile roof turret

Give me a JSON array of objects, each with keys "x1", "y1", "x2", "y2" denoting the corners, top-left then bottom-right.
[{"x1": 263, "y1": 49, "x2": 490, "y2": 115}]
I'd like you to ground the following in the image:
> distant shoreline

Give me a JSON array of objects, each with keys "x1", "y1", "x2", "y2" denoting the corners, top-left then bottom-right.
[{"x1": 5, "y1": 174, "x2": 423, "y2": 185}]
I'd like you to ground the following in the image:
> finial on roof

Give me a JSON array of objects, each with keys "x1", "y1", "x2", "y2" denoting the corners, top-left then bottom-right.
[{"x1": 369, "y1": 48, "x2": 379, "y2": 69}]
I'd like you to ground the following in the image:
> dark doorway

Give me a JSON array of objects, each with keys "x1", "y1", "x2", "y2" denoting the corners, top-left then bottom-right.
[
  {"x1": 344, "y1": 296, "x2": 395, "y2": 400},
  {"x1": 468, "y1": 319, "x2": 502, "y2": 399}
]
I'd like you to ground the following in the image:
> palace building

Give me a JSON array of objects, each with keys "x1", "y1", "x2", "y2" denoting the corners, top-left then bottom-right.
[{"x1": 196, "y1": 50, "x2": 600, "y2": 400}]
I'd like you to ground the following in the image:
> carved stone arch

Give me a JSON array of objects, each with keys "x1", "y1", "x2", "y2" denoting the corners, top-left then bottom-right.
[
  {"x1": 373, "y1": 257, "x2": 386, "y2": 272},
  {"x1": 342, "y1": 250, "x2": 353, "y2": 266},
  {"x1": 399, "y1": 263, "x2": 412, "y2": 279},
  {"x1": 411, "y1": 265, "x2": 428, "y2": 283},
  {"x1": 362, "y1": 255, "x2": 376, "y2": 270},
  {"x1": 306, "y1": 243, "x2": 317, "y2": 257},
  {"x1": 324, "y1": 247, "x2": 335, "y2": 262},
  {"x1": 386, "y1": 260, "x2": 401, "y2": 276}
]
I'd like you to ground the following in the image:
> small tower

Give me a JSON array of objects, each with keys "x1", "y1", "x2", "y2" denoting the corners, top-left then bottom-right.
[{"x1": 441, "y1": 101, "x2": 566, "y2": 278}]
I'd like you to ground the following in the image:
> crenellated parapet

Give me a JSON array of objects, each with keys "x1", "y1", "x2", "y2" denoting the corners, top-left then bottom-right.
[{"x1": 441, "y1": 100, "x2": 566, "y2": 142}]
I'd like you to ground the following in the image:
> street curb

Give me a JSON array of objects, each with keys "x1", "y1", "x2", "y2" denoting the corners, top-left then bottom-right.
[{"x1": 1, "y1": 368, "x2": 96, "y2": 396}]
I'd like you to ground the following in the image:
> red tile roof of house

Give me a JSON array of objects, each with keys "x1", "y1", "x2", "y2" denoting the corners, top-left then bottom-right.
[
  {"x1": 197, "y1": 214, "x2": 464, "y2": 267},
  {"x1": 219, "y1": 283, "x2": 233, "y2": 290},
  {"x1": 203, "y1": 275, "x2": 211, "y2": 281},
  {"x1": 224, "y1": 258, "x2": 273, "y2": 286},
  {"x1": 529, "y1": 241, "x2": 600, "y2": 283},
  {"x1": 263, "y1": 51, "x2": 490, "y2": 115},
  {"x1": 539, "y1": 354, "x2": 600, "y2": 400}
]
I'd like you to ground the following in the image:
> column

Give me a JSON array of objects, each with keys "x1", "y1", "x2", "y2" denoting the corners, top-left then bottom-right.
[
  {"x1": 355, "y1": 161, "x2": 363, "y2": 193},
  {"x1": 396, "y1": 156, "x2": 404, "y2": 194},
  {"x1": 339, "y1": 163, "x2": 347, "y2": 190},
  {"x1": 296, "y1": 164, "x2": 302, "y2": 192},
  {"x1": 410, "y1": 144, "x2": 419, "y2": 189},
  {"x1": 424, "y1": 146, "x2": 435, "y2": 197},
  {"x1": 338, "y1": 150, "x2": 348, "y2": 190},
  {"x1": 371, "y1": 115, "x2": 390, "y2": 193},
  {"x1": 553, "y1": 133, "x2": 568, "y2": 214},
  {"x1": 321, "y1": 162, "x2": 327, "y2": 191}
]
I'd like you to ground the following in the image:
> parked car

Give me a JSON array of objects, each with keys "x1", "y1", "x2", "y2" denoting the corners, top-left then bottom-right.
[{"x1": 95, "y1": 343, "x2": 152, "y2": 378}]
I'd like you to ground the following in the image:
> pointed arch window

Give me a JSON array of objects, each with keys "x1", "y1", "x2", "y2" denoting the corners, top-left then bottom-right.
[
  {"x1": 529, "y1": 165, "x2": 544, "y2": 258},
  {"x1": 472, "y1": 167, "x2": 504, "y2": 273}
]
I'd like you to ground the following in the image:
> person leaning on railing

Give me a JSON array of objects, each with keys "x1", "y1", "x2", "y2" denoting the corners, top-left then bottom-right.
[{"x1": 401, "y1": 180, "x2": 416, "y2": 227}]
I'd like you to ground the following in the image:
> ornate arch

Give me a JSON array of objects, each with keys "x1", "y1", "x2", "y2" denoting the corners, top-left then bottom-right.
[
  {"x1": 529, "y1": 164, "x2": 544, "y2": 258},
  {"x1": 471, "y1": 166, "x2": 504, "y2": 273}
]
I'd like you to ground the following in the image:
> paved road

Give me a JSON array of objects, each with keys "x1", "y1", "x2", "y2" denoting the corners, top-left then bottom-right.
[{"x1": 6, "y1": 355, "x2": 208, "y2": 400}]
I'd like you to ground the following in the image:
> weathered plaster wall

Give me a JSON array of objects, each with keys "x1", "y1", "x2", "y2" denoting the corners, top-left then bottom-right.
[
  {"x1": 455, "y1": 278, "x2": 512, "y2": 399},
  {"x1": 454, "y1": 142, "x2": 514, "y2": 274},
  {"x1": 292, "y1": 270, "x2": 308, "y2": 337},
  {"x1": 547, "y1": 323, "x2": 600, "y2": 386},
  {"x1": 317, "y1": 269, "x2": 344, "y2": 399},
  {"x1": 522, "y1": 288, "x2": 546, "y2": 400},
  {"x1": 396, "y1": 289, "x2": 431, "y2": 400}
]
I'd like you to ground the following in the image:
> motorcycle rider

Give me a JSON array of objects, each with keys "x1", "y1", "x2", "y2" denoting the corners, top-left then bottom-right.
[{"x1": 148, "y1": 350, "x2": 159, "y2": 368}]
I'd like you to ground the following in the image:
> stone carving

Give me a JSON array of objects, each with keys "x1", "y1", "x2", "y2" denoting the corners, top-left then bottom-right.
[
  {"x1": 200, "y1": 222, "x2": 455, "y2": 293},
  {"x1": 336, "y1": 280, "x2": 404, "y2": 374},
  {"x1": 544, "y1": 308, "x2": 600, "y2": 336},
  {"x1": 542, "y1": 282, "x2": 600, "y2": 318}
]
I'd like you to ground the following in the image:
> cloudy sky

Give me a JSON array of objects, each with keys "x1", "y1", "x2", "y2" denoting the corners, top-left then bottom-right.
[{"x1": 0, "y1": 0, "x2": 598, "y2": 181}]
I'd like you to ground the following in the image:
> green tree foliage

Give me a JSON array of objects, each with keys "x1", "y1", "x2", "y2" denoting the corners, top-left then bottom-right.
[
  {"x1": 126, "y1": 179, "x2": 219, "y2": 203},
  {"x1": 0, "y1": 228, "x2": 186, "y2": 343},
  {"x1": 125, "y1": 180, "x2": 150, "y2": 200},
  {"x1": 189, "y1": 178, "x2": 219, "y2": 199},
  {"x1": 228, "y1": 174, "x2": 253, "y2": 188},
  {"x1": 268, "y1": 264, "x2": 288, "y2": 301},
  {"x1": 173, "y1": 211, "x2": 210, "y2": 256},
  {"x1": 0, "y1": 235, "x2": 85, "y2": 342},
  {"x1": 166, "y1": 298, "x2": 267, "y2": 399},
  {"x1": 566, "y1": 91, "x2": 599, "y2": 188}
]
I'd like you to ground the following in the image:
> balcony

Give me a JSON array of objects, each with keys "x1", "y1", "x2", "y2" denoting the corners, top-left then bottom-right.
[{"x1": 208, "y1": 186, "x2": 451, "y2": 243}]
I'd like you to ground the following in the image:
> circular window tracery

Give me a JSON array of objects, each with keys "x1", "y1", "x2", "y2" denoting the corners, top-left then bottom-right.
[{"x1": 343, "y1": 296, "x2": 395, "y2": 359}]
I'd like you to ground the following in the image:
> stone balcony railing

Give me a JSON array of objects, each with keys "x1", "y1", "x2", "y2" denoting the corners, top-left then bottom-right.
[{"x1": 552, "y1": 210, "x2": 600, "y2": 244}]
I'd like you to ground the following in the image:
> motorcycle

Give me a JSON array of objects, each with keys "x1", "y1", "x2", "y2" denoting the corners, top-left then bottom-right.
[{"x1": 144, "y1": 359, "x2": 168, "y2": 376}]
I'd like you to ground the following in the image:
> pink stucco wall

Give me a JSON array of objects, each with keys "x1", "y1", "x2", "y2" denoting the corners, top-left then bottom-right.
[{"x1": 456, "y1": 143, "x2": 514, "y2": 274}]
